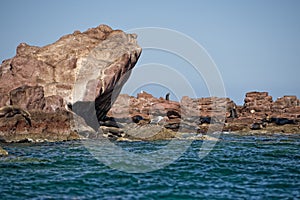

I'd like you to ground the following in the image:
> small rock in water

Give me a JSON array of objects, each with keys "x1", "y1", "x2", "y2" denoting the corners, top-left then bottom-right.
[{"x1": 0, "y1": 147, "x2": 8, "y2": 156}]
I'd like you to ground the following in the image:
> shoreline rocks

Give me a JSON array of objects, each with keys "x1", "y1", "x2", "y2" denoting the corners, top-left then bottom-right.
[{"x1": 98, "y1": 91, "x2": 300, "y2": 141}]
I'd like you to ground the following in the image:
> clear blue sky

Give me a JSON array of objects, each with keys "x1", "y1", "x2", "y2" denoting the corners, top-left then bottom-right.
[{"x1": 1, "y1": 0, "x2": 299, "y2": 104}]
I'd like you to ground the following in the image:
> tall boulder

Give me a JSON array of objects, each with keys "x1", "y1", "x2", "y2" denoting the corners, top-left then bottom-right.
[{"x1": 0, "y1": 25, "x2": 141, "y2": 142}]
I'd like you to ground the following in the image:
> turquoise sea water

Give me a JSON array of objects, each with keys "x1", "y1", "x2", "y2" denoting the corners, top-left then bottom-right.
[{"x1": 1, "y1": 133, "x2": 300, "y2": 199}]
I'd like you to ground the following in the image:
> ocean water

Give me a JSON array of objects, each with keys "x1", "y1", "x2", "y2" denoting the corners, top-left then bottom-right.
[{"x1": 0, "y1": 133, "x2": 300, "y2": 199}]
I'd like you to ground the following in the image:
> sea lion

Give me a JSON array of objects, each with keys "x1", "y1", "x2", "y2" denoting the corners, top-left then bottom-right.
[
  {"x1": 250, "y1": 123, "x2": 262, "y2": 130},
  {"x1": 262, "y1": 113, "x2": 271, "y2": 123},
  {"x1": 132, "y1": 115, "x2": 144, "y2": 123},
  {"x1": 165, "y1": 93, "x2": 170, "y2": 101},
  {"x1": 250, "y1": 122, "x2": 266, "y2": 130},
  {"x1": 200, "y1": 116, "x2": 212, "y2": 124},
  {"x1": 270, "y1": 117, "x2": 295, "y2": 125},
  {"x1": 0, "y1": 105, "x2": 32, "y2": 126},
  {"x1": 229, "y1": 106, "x2": 238, "y2": 118}
]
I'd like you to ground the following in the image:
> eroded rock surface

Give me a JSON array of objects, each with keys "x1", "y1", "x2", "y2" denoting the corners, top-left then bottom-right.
[
  {"x1": 0, "y1": 25, "x2": 141, "y2": 142},
  {"x1": 100, "y1": 91, "x2": 300, "y2": 140}
]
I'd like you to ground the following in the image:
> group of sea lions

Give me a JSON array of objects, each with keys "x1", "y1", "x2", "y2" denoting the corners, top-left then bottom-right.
[
  {"x1": 250, "y1": 114, "x2": 296, "y2": 130},
  {"x1": 0, "y1": 98, "x2": 298, "y2": 132}
]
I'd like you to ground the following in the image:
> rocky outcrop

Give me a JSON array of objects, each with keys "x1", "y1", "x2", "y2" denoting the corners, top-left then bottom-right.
[
  {"x1": 100, "y1": 91, "x2": 300, "y2": 140},
  {"x1": 0, "y1": 25, "x2": 141, "y2": 142},
  {"x1": 181, "y1": 96, "x2": 236, "y2": 119},
  {"x1": 238, "y1": 92, "x2": 300, "y2": 120},
  {"x1": 101, "y1": 92, "x2": 233, "y2": 140},
  {"x1": 224, "y1": 92, "x2": 300, "y2": 133},
  {"x1": 0, "y1": 109, "x2": 80, "y2": 142},
  {"x1": 273, "y1": 96, "x2": 300, "y2": 119},
  {"x1": 108, "y1": 92, "x2": 181, "y2": 120},
  {"x1": 242, "y1": 92, "x2": 273, "y2": 117}
]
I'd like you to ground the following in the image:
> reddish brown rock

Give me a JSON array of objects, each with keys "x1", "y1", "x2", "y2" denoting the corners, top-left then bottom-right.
[
  {"x1": 272, "y1": 96, "x2": 300, "y2": 119},
  {"x1": 137, "y1": 92, "x2": 154, "y2": 99},
  {"x1": 181, "y1": 96, "x2": 234, "y2": 119},
  {"x1": 108, "y1": 92, "x2": 181, "y2": 121},
  {"x1": 43, "y1": 95, "x2": 65, "y2": 112},
  {"x1": 240, "y1": 91, "x2": 273, "y2": 119},
  {"x1": 106, "y1": 92, "x2": 233, "y2": 137},
  {"x1": 225, "y1": 92, "x2": 300, "y2": 133},
  {"x1": 0, "y1": 24, "x2": 141, "y2": 142},
  {"x1": 239, "y1": 92, "x2": 300, "y2": 121},
  {"x1": 105, "y1": 91, "x2": 300, "y2": 139},
  {"x1": 0, "y1": 110, "x2": 80, "y2": 143},
  {"x1": 9, "y1": 85, "x2": 46, "y2": 110}
]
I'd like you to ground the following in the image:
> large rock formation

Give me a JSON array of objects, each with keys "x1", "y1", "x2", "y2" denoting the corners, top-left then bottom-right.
[
  {"x1": 101, "y1": 91, "x2": 300, "y2": 140},
  {"x1": 0, "y1": 25, "x2": 141, "y2": 142},
  {"x1": 102, "y1": 92, "x2": 233, "y2": 140}
]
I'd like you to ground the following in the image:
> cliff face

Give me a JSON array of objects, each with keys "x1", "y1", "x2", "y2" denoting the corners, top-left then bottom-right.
[{"x1": 0, "y1": 25, "x2": 141, "y2": 142}]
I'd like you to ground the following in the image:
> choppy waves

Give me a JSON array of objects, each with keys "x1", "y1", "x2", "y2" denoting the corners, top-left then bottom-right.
[{"x1": 1, "y1": 134, "x2": 300, "y2": 199}]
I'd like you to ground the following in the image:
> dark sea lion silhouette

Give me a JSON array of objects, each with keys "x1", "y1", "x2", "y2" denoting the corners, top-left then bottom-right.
[
  {"x1": 270, "y1": 117, "x2": 295, "y2": 125},
  {"x1": 165, "y1": 93, "x2": 170, "y2": 101},
  {"x1": 0, "y1": 106, "x2": 32, "y2": 126},
  {"x1": 132, "y1": 115, "x2": 144, "y2": 123},
  {"x1": 229, "y1": 106, "x2": 238, "y2": 118},
  {"x1": 250, "y1": 123, "x2": 262, "y2": 130}
]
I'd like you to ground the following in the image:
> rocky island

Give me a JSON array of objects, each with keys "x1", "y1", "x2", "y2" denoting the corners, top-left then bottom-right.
[{"x1": 0, "y1": 25, "x2": 299, "y2": 150}]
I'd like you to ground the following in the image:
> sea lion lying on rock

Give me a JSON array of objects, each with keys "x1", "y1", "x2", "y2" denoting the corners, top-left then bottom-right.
[
  {"x1": 270, "y1": 117, "x2": 295, "y2": 126},
  {"x1": 0, "y1": 105, "x2": 32, "y2": 126},
  {"x1": 132, "y1": 115, "x2": 144, "y2": 123},
  {"x1": 250, "y1": 122, "x2": 266, "y2": 130},
  {"x1": 250, "y1": 123, "x2": 263, "y2": 130}
]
